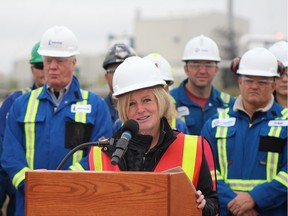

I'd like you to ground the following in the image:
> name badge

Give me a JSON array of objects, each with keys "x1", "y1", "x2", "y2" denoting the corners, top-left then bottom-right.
[
  {"x1": 212, "y1": 117, "x2": 236, "y2": 128},
  {"x1": 71, "y1": 104, "x2": 91, "y2": 113},
  {"x1": 177, "y1": 106, "x2": 190, "y2": 116},
  {"x1": 268, "y1": 120, "x2": 288, "y2": 127}
]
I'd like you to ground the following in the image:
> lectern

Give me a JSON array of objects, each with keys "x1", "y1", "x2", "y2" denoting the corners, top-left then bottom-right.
[{"x1": 25, "y1": 169, "x2": 202, "y2": 216}]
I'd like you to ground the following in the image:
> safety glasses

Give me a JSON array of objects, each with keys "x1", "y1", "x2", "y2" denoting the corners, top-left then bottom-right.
[
  {"x1": 32, "y1": 63, "x2": 44, "y2": 70},
  {"x1": 187, "y1": 62, "x2": 217, "y2": 69},
  {"x1": 241, "y1": 76, "x2": 274, "y2": 86}
]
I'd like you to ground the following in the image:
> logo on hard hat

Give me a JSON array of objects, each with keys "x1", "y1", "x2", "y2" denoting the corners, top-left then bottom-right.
[
  {"x1": 115, "y1": 50, "x2": 129, "y2": 59},
  {"x1": 48, "y1": 40, "x2": 63, "y2": 48},
  {"x1": 194, "y1": 48, "x2": 209, "y2": 53}
]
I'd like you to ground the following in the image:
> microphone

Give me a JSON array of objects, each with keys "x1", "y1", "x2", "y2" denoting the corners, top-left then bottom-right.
[
  {"x1": 111, "y1": 119, "x2": 139, "y2": 165},
  {"x1": 56, "y1": 139, "x2": 114, "y2": 170}
]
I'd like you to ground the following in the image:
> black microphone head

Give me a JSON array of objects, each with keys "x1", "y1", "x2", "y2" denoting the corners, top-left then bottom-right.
[{"x1": 121, "y1": 119, "x2": 139, "y2": 138}]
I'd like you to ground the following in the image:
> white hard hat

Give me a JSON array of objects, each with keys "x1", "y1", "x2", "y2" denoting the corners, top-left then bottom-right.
[
  {"x1": 182, "y1": 35, "x2": 221, "y2": 62},
  {"x1": 112, "y1": 56, "x2": 166, "y2": 97},
  {"x1": 144, "y1": 53, "x2": 174, "y2": 86},
  {"x1": 237, "y1": 47, "x2": 279, "y2": 77},
  {"x1": 269, "y1": 41, "x2": 288, "y2": 67},
  {"x1": 38, "y1": 26, "x2": 80, "y2": 57}
]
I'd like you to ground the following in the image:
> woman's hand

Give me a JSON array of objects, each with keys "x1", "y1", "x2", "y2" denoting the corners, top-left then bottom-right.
[{"x1": 196, "y1": 190, "x2": 206, "y2": 209}]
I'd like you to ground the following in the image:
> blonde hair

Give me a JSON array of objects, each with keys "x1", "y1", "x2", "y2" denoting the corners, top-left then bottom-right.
[{"x1": 116, "y1": 86, "x2": 178, "y2": 125}]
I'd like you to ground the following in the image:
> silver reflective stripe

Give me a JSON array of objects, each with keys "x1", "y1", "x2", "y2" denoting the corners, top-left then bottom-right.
[
  {"x1": 267, "y1": 112, "x2": 283, "y2": 181},
  {"x1": 24, "y1": 88, "x2": 43, "y2": 169},
  {"x1": 275, "y1": 171, "x2": 288, "y2": 187},
  {"x1": 216, "y1": 110, "x2": 229, "y2": 181},
  {"x1": 220, "y1": 92, "x2": 231, "y2": 105},
  {"x1": 12, "y1": 167, "x2": 30, "y2": 189},
  {"x1": 227, "y1": 179, "x2": 266, "y2": 191}
]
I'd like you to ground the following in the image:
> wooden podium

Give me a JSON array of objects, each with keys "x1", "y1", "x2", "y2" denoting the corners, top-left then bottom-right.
[{"x1": 25, "y1": 168, "x2": 202, "y2": 216}]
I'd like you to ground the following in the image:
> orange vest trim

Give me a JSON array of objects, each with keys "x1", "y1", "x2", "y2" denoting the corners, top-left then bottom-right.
[
  {"x1": 88, "y1": 147, "x2": 95, "y2": 170},
  {"x1": 193, "y1": 136, "x2": 203, "y2": 186}
]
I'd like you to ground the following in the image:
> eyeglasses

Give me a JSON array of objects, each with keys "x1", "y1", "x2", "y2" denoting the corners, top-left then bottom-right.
[
  {"x1": 241, "y1": 76, "x2": 274, "y2": 86},
  {"x1": 106, "y1": 68, "x2": 116, "y2": 74},
  {"x1": 32, "y1": 63, "x2": 44, "y2": 70},
  {"x1": 187, "y1": 62, "x2": 217, "y2": 69}
]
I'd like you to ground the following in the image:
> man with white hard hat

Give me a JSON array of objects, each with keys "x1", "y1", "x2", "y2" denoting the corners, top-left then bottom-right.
[
  {"x1": 170, "y1": 35, "x2": 235, "y2": 135},
  {"x1": 201, "y1": 47, "x2": 287, "y2": 215},
  {"x1": 1, "y1": 26, "x2": 112, "y2": 216}
]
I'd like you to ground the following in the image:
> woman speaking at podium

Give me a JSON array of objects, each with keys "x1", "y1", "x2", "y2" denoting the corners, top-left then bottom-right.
[{"x1": 72, "y1": 56, "x2": 219, "y2": 215}]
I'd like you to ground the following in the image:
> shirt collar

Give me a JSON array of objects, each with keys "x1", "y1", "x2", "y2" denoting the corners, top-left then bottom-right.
[{"x1": 233, "y1": 94, "x2": 275, "y2": 114}]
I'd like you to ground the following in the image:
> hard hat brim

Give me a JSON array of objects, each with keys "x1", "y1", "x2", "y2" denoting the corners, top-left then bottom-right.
[
  {"x1": 113, "y1": 81, "x2": 166, "y2": 97},
  {"x1": 38, "y1": 50, "x2": 80, "y2": 58},
  {"x1": 237, "y1": 69, "x2": 280, "y2": 77}
]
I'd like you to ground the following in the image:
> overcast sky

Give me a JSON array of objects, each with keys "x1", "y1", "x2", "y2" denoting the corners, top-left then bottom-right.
[{"x1": 0, "y1": 0, "x2": 287, "y2": 74}]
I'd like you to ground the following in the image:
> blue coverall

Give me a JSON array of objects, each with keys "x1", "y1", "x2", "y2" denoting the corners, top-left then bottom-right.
[
  {"x1": 201, "y1": 103, "x2": 287, "y2": 215},
  {"x1": 170, "y1": 78, "x2": 235, "y2": 135},
  {"x1": 1, "y1": 76, "x2": 113, "y2": 216}
]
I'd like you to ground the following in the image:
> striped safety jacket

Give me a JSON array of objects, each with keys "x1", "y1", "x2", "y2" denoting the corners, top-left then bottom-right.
[
  {"x1": 170, "y1": 79, "x2": 235, "y2": 135},
  {"x1": 1, "y1": 76, "x2": 113, "y2": 216},
  {"x1": 201, "y1": 102, "x2": 287, "y2": 216}
]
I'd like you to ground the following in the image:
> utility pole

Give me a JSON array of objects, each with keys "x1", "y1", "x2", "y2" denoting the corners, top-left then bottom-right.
[
  {"x1": 227, "y1": 0, "x2": 237, "y2": 58},
  {"x1": 221, "y1": 0, "x2": 238, "y2": 92}
]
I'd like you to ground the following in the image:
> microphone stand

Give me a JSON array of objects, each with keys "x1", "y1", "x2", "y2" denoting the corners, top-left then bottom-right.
[{"x1": 56, "y1": 138, "x2": 115, "y2": 170}]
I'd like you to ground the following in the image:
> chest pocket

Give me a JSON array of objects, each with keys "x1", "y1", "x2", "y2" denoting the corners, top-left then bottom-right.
[
  {"x1": 65, "y1": 121, "x2": 93, "y2": 149},
  {"x1": 258, "y1": 124, "x2": 287, "y2": 181},
  {"x1": 65, "y1": 90, "x2": 93, "y2": 149}
]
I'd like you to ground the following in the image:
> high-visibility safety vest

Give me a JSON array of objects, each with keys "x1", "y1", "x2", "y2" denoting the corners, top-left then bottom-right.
[
  {"x1": 89, "y1": 132, "x2": 203, "y2": 187},
  {"x1": 12, "y1": 87, "x2": 89, "y2": 189}
]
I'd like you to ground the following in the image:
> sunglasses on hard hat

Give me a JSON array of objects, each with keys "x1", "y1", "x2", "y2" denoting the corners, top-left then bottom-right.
[{"x1": 32, "y1": 63, "x2": 44, "y2": 70}]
